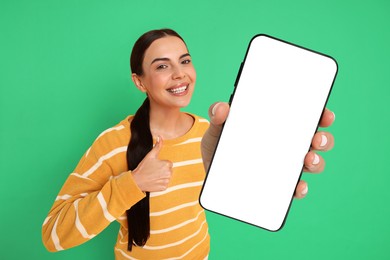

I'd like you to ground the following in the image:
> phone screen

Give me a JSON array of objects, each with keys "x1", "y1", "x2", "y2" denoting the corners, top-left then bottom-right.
[{"x1": 199, "y1": 34, "x2": 338, "y2": 231}]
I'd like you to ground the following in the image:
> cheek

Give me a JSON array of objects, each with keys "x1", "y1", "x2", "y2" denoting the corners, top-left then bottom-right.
[
  {"x1": 189, "y1": 67, "x2": 197, "y2": 82},
  {"x1": 147, "y1": 73, "x2": 169, "y2": 89}
]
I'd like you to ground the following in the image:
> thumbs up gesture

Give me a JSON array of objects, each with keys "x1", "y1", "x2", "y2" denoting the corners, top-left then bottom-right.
[{"x1": 131, "y1": 136, "x2": 173, "y2": 192}]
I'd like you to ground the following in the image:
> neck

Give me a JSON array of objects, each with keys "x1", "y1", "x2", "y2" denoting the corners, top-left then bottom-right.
[{"x1": 149, "y1": 105, "x2": 193, "y2": 140}]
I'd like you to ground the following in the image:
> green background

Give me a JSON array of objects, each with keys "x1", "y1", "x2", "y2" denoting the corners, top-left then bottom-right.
[{"x1": 1, "y1": 0, "x2": 389, "y2": 259}]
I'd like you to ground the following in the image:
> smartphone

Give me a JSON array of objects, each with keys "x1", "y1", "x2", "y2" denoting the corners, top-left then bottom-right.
[{"x1": 199, "y1": 34, "x2": 338, "y2": 231}]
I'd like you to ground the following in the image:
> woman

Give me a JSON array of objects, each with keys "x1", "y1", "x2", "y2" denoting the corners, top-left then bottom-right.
[{"x1": 42, "y1": 29, "x2": 335, "y2": 259}]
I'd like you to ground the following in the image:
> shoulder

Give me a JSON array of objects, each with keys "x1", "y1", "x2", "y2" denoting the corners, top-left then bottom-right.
[
  {"x1": 192, "y1": 114, "x2": 210, "y2": 125},
  {"x1": 97, "y1": 116, "x2": 132, "y2": 141},
  {"x1": 189, "y1": 113, "x2": 210, "y2": 135},
  {"x1": 88, "y1": 116, "x2": 133, "y2": 156}
]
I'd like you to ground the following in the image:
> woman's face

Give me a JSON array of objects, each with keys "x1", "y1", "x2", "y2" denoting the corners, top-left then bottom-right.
[{"x1": 134, "y1": 36, "x2": 196, "y2": 111}]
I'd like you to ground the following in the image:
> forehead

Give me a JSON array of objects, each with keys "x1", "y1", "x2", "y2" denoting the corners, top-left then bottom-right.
[{"x1": 143, "y1": 36, "x2": 188, "y2": 63}]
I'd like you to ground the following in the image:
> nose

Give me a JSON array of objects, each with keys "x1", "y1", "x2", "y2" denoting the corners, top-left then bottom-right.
[{"x1": 172, "y1": 65, "x2": 185, "y2": 79}]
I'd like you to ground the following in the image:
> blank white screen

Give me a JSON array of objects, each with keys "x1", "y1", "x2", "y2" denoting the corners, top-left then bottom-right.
[{"x1": 200, "y1": 35, "x2": 337, "y2": 231}]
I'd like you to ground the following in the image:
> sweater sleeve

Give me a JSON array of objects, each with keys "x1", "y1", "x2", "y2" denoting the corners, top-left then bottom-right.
[{"x1": 42, "y1": 141, "x2": 145, "y2": 252}]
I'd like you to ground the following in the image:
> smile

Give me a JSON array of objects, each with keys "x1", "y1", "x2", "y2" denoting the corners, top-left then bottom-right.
[{"x1": 167, "y1": 85, "x2": 188, "y2": 94}]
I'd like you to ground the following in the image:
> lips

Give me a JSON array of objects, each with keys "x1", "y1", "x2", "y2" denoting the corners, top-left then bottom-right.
[{"x1": 167, "y1": 84, "x2": 189, "y2": 95}]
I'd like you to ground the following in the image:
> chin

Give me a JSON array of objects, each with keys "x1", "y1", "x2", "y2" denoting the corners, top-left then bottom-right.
[
  {"x1": 177, "y1": 100, "x2": 192, "y2": 109},
  {"x1": 176, "y1": 93, "x2": 193, "y2": 108}
]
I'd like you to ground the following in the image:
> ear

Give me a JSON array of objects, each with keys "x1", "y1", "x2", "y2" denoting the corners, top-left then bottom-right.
[{"x1": 131, "y1": 73, "x2": 147, "y2": 93}]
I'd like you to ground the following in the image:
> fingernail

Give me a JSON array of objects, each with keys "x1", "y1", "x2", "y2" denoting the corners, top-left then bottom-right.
[
  {"x1": 301, "y1": 185, "x2": 308, "y2": 196},
  {"x1": 320, "y1": 134, "x2": 328, "y2": 147},
  {"x1": 312, "y1": 153, "x2": 320, "y2": 165},
  {"x1": 212, "y1": 103, "x2": 220, "y2": 116},
  {"x1": 332, "y1": 112, "x2": 336, "y2": 121},
  {"x1": 153, "y1": 136, "x2": 160, "y2": 147}
]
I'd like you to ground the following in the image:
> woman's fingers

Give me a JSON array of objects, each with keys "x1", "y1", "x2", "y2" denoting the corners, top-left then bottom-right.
[
  {"x1": 294, "y1": 180, "x2": 308, "y2": 199},
  {"x1": 319, "y1": 108, "x2": 335, "y2": 128},
  {"x1": 311, "y1": 131, "x2": 334, "y2": 151},
  {"x1": 303, "y1": 151, "x2": 325, "y2": 173}
]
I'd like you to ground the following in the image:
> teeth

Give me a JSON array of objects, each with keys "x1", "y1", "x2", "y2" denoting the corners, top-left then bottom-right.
[{"x1": 168, "y1": 86, "x2": 187, "y2": 94}]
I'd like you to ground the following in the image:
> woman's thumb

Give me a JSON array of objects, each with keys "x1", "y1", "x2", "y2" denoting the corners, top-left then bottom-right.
[{"x1": 149, "y1": 135, "x2": 163, "y2": 158}]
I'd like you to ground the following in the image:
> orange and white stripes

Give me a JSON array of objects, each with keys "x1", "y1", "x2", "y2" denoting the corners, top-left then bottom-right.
[
  {"x1": 150, "y1": 181, "x2": 204, "y2": 198},
  {"x1": 42, "y1": 114, "x2": 210, "y2": 259}
]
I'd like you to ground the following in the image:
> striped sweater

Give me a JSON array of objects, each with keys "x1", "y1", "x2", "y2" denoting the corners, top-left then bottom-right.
[{"x1": 42, "y1": 114, "x2": 210, "y2": 259}]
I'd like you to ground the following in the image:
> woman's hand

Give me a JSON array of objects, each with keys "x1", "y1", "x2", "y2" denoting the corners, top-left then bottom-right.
[
  {"x1": 296, "y1": 108, "x2": 335, "y2": 198},
  {"x1": 201, "y1": 102, "x2": 230, "y2": 172},
  {"x1": 132, "y1": 136, "x2": 173, "y2": 192},
  {"x1": 201, "y1": 102, "x2": 335, "y2": 199}
]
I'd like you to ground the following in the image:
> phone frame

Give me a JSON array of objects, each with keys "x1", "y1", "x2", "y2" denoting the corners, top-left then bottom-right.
[{"x1": 199, "y1": 34, "x2": 338, "y2": 231}]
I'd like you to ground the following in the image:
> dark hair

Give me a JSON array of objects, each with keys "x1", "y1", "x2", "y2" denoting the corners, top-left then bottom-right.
[
  {"x1": 126, "y1": 28, "x2": 186, "y2": 251},
  {"x1": 130, "y1": 28, "x2": 185, "y2": 76}
]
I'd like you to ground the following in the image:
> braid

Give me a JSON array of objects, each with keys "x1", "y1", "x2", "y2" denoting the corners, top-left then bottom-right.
[{"x1": 126, "y1": 97, "x2": 153, "y2": 251}]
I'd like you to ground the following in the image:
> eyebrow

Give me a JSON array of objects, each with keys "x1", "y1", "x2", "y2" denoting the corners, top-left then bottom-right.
[{"x1": 150, "y1": 53, "x2": 191, "y2": 65}]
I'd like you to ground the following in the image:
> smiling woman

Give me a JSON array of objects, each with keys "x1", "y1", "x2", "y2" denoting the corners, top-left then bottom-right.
[{"x1": 42, "y1": 29, "x2": 211, "y2": 259}]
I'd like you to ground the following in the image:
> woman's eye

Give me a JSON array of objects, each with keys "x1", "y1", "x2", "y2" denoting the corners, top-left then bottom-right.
[
  {"x1": 157, "y1": 64, "x2": 168, "y2": 70},
  {"x1": 182, "y1": 59, "x2": 191, "y2": 64}
]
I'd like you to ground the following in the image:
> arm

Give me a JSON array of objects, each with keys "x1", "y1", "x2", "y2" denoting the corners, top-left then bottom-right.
[{"x1": 42, "y1": 144, "x2": 145, "y2": 252}]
